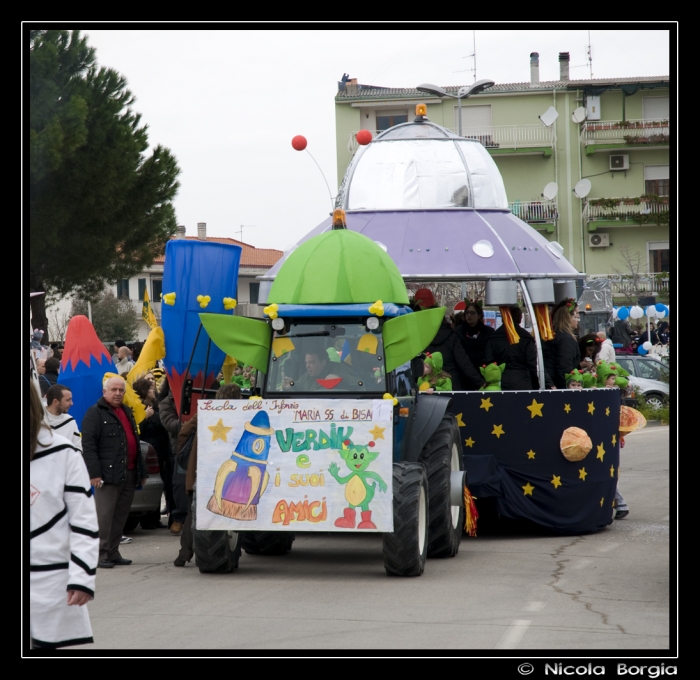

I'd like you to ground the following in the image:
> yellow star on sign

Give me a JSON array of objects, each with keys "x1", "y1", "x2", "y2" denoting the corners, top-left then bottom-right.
[
  {"x1": 526, "y1": 398, "x2": 544, "y2": 418},
  {"x1": 579, "y1": 467, "x2": 588, "y2": 481},
  {"x1": 605, "y1": 407, "x2": 610, "y2": 416},
  {"x1": 600, "y1": 497, "x2": 605, "y2": 507},
  {"x1": 208, "y1": 418, "x2": 233, "y2": 442},
  {"x1": 455, "y1": 413, "x2": 466, "y2": 427},
  {"x1": 551, "y1": 475, "x2": 562, "y2": 489},
  {"x1": 612, "y1": 433, "x2": 617, "y2": 446},
  {"x1": 587, "y1": 402, "x2": 596, "y2": 415},
  {"x1": 368, "y1": 424, "x2": 386, "y2": 440},
  {"x1": 522, "y1": 482, "x2": 535, "y2": 496},
  {"x1": 464, "y1": 437, "x2": 475, "y2": 448},
  {"x1": 564, "y1": 403, "x2": 571, "y2": 413},
  {"x1": 480, "y1": 397, "x2": 493, "y2": 412},
  {"x1": 492, "y1": 424, "x2": 505, "y2": 438},
  {"x1": 596, "y1": 443, "x2": 606, "y2": 461},
  {"x1": 526, "y1": 449, "x2": 536, "y2": 459},
  {"x1": 610, "y1": 465, "x2": 615, "y2": 477}
]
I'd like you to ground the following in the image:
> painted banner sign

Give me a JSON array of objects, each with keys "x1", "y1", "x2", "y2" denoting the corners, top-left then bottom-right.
[{"x1": 196, "y1": 398, "x2": 394, "y2": 532}]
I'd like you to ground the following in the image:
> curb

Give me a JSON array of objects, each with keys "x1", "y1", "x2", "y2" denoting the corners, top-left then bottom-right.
[{"x1": 644, "y1": 420, "x2": 667, "y2": 427}]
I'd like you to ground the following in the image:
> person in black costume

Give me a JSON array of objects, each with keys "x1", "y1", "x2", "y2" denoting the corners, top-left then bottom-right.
[
  {"x1": 454, "y1": 301, "x2": 495, "y2": 373},
  {"x1": 133, "y1": 377, "x2": 174, "y2": 531},
  {"x1": 484, "y1": 306, "x2": 545, "y2": 390},
  {"x1": 543, "y1": 298, "x2": 581, "y2": 389},
  {"x1": 413, "y1": 289, "x2": 485, "y2": 391}
]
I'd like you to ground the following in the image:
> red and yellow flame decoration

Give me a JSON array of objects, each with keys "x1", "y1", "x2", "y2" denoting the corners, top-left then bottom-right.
[
  {"x1": 534, "y1": 303, "x2": 555, "y2": 341},
  {"x1": 499, "y1": 306, "x2": 520, "y2": 345},
  {"x1": 464, "y1": 486, "x2": 479, "y2": 537}
]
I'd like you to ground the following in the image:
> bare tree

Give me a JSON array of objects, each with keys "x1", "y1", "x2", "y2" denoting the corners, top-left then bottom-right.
[
  {"x1": 611, "y1": 245, "x2": 648, "y2": 306},
  {"x1": 46, "y1": 305, "x2": 72, "y2": 343}
]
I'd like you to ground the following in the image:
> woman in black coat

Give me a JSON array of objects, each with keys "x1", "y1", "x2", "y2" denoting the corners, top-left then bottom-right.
[
  {"x1": 454, "y1": 301, "x2": 495, "y2": 373},
  {"x1": 133, "y1": 377, "x2": 173, "y2": 529},
  {"x1": 484, "y1": 306, "x2": 539, "y2": 390},
  {"x1": 543, "y1": 299, "x2": 582, "y2": 389},
  {"x1": 427, "y1": 319, "x2": 485, "y2": 391}
]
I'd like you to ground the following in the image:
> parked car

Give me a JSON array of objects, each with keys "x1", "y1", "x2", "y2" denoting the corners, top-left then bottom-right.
[
  {"x1": 123, "y1": 442, "x2": 165, "y2": 532},
  {"x1": 614, "y1": 354, "x2": 670, "y2": 409}
]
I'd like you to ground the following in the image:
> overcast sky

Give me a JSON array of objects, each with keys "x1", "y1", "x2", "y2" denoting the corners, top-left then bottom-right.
[{"x1": 83, "y1": 27, "x2": 672, "y2": 252}]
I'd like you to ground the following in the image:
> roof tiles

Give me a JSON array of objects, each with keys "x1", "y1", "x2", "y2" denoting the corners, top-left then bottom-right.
[{"x1": 153, "y1": 236, "x2": 283, "y2": 268}]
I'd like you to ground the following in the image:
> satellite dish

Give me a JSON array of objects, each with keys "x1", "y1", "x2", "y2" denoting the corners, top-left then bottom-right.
[
  {"x1": 572, "y1": 107, "x2": 587, "y2": 124},
  {"x1": 542, "y1": 182, "x2": 558, "y2": 200},
  {"x1": 573, "y1": 179, "x2": 592, "y2": 199},
  {"x1": 539, "y1": 106, "x2": 559, "y2": 127}
]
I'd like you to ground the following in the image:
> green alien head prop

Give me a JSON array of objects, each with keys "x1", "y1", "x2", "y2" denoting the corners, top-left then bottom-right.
[
  {"x1": 566, "y1": 368, "x2": 585, "y2": 389},
  {"x1": 339, "y1": 439, "x2": 379, "y2": 471},
  {"x1": 596, "y1": 361, "x2": 621, "y2": 387},
  {"x1": 582, "y1": 372, "x2": 598, "y2": 389},
  {"x1": 480, "y1": 362, "x2": 505, "y2": 383},
  {"x1": 424, "y1": 351, "x2": 444, "y2": 375}
]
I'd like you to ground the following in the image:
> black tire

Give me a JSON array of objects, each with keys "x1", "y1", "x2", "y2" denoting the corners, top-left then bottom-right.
[
  {"x1": 191, "y1": 489, "x2": 242, "y2": 573},
  {"x1": 418, "y1": 414, "x2": 464, "y2": 558},
  {"x1": 383, "y1": 462, "x2": 429, "y2": 577},
  {"x1": 240, "y1": 531, "x2": 295, "y2": 556}
]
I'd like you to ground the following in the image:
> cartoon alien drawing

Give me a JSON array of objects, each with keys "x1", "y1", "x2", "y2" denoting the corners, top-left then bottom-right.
[
  {"x1": 207, "y1": 411, "x2": 274, "y2": 521},
  {"x1": 329, "y1": 439, "x2": 387, "y2": 529}
]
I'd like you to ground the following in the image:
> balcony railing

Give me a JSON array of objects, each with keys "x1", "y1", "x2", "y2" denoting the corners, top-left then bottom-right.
[
  {"x1": 509, "y1": 200, "x2": 558, "y2": 223},
  {"x1": 347, "y1": 124, "x2": 554, "y2": 154},
  {"x1": 586, "y1": 274, "x2": 670, "y2": 297},
  {"x1": 129, "y1": 300, "x2": 162, "y2": 320},
  {"x1": 580, "y1": 118, "x2": 670, "y2": 146},
  {"x1": 584, "y1": 196, "x2": 669, "y2": 225}
]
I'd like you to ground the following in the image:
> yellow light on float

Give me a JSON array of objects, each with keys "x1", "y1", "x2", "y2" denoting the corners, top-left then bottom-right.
[
  {"x1": 332, "y1": 208, "x2": 347, "y2": 228},
  {"x1": 416, "y1": 104, "x2": 427, "y2": 116}
]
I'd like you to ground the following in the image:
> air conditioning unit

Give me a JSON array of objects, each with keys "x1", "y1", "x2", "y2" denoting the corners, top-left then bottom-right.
[
  {"x1": 589, "y1": 233, "x2": 610, "y2": 248},
  {"x1": 609, "y1": 154, "x2": 629, "y2": 171}
]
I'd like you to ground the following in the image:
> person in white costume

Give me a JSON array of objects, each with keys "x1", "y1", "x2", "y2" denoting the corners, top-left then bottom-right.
[
  {"x1": 44, "y1": 384, "x2": 82, "y2": 451},
  {"x1": 597, "y1": 331, "x2": 616, "y2": 363},
  {"x1": 29, "y1": 378, "x2": 98, "y2": 649}
]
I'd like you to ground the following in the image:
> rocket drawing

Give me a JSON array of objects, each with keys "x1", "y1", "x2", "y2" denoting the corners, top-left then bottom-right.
[{"x1": 207, "y1": 411, "x2": 274, "y2": 521}]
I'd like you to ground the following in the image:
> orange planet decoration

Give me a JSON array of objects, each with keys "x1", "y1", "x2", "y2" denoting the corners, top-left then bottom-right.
[
  {"x1": 619, "y1": 405, "x2": 647, "y2": 434},
  {"x1": 560, "y1": 426, "x2": 593, "y2": 461}
]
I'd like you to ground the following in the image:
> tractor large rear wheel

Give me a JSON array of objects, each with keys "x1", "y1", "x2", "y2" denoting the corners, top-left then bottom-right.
[
  {"x1": 419, "y1": 414, "x2": 464, "y2": 558},
  {"x1": 383, "y1": 462, "x2": 429, "y2": 577}
]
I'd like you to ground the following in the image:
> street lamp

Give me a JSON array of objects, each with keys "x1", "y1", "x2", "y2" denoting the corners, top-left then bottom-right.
[{"x1": 416, "y1": 78, "x2": 495, "y2": 137}]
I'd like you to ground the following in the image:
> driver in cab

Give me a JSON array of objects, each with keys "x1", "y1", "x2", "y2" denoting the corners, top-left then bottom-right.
[{"x1": 284, "y1": 349, "x2": 345, "y2": 391}]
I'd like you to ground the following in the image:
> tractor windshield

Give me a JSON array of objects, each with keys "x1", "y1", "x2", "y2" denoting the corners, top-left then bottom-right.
[{"x1": 265, "y1": 320, "x2": 386, "y2": 395}]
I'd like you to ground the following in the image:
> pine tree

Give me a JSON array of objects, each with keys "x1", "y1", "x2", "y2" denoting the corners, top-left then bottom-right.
[{"x1": 29, "y1": 30, "x2": 180, "y2": 339}]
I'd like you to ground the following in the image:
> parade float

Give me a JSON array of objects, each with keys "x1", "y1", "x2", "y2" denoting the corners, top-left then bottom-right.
[{"x1": 159, "y1": 103, "x2": 635, "y2": 577}]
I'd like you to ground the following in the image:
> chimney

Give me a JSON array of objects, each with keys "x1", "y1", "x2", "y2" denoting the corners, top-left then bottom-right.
[
  {"x1": 346, "y1": 78, "x2": 358, "y2": 96},
  {"x1": 559, "y1": 52, "x2": 570, "y2": 81},
  {"x1": 530, "y1": 52, "x2": 540, "y2": 86},
  {"x1": 197, "y1": 222, "x2": 207, "y2": 240},
  {"x1": 175, "y1": 225, "x2": 186, "y2": 239}
]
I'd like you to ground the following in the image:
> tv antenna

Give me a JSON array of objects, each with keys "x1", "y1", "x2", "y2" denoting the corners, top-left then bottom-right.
[
  {"x1": 454, "y1": 30, "x2": 477, "y2": 82},
  {"x1": 587, "y1": 30, "x2": 593, "y2": 79},
  {"x1": 237, "y1": 224, "x2": 256, "y2": 243}
]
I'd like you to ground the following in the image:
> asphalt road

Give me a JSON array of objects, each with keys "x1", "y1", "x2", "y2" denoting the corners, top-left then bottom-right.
[{"x1": 74, "y1": 426, "x2": 672, "y2": 654}]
